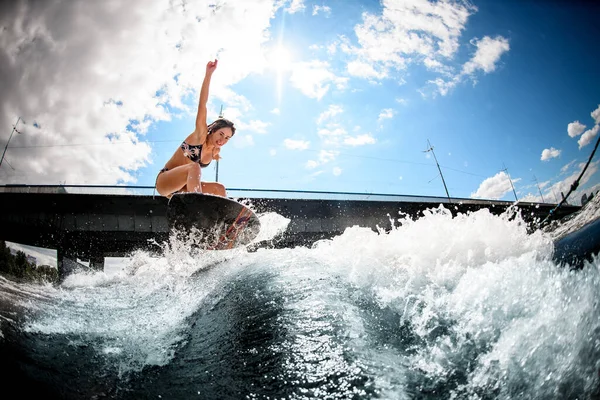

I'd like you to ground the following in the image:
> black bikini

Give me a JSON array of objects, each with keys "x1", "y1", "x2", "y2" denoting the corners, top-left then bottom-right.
[
  {"x1": 180, "y1": 141, "x2": 211, "y2": 167},
  {"x1": 156, "y1": 140, "x2": 212, "y2": 189}
]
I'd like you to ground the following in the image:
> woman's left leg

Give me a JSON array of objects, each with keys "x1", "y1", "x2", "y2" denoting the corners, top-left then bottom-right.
[
  {"x1": 156, "y1": 163, "x2": 202, "y2": 197},
  {"x1": 201, "y1": 182, "x2": 227, "y2": 197}
]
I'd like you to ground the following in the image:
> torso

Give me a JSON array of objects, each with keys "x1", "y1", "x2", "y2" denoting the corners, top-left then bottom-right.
[{"x1": 164, "y1": 132, "x2": 214, "y2": 170}]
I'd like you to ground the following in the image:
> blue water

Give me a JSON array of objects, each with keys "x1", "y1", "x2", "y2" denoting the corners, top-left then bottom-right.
[{"x1": 1, "y1": 205, "x2": 599, "y2": 399}]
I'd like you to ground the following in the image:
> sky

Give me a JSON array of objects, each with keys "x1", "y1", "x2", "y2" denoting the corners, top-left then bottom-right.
[{"x1": 1, "y1": 0, "x2": 600, "y2": 204}]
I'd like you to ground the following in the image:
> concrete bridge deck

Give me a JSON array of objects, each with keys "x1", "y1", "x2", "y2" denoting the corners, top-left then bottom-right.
[{"x1": 0, "y1": 186, "x2": 581, "y2": 279}]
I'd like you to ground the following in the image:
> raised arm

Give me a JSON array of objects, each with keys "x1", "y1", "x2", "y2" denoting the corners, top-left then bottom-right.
[{"x1": 193, "y1": 59, "x2": 218, "y2": 143}]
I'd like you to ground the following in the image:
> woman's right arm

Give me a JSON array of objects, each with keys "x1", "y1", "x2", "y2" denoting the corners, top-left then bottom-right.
[{"x1": 193, "y1": 59, "x2": 218, "y2": 143}]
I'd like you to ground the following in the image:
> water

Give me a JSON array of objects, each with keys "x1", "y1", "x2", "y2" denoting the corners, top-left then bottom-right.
[{"x1": 1, "y1": 204, "x2": 599, "y2": 399}]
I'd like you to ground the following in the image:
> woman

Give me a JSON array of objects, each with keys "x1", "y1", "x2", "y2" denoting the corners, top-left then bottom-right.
[{"x1": 156, "y1": 59, "x2": 236, "y2": 198}]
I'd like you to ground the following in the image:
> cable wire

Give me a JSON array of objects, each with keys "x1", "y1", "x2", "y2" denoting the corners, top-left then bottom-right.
[{"x1": 539, "y1": 132, "x2": 600, "y2": 228}]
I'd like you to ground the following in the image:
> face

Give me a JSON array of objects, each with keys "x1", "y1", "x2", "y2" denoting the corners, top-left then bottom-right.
[{"x1": 211, "y1": 127, "x2": 233, "y2": 147}]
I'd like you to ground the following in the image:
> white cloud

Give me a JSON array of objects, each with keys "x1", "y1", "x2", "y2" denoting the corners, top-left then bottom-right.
[
  {"x1": 239, "y1": 119, "x2": 271, "y2": 134},
  {"x1": 312, "y1": 5, "x2": 331, "y2": 17},
  {"x1": 561, "y1": 160, "x2": 577, "y2": 173},
  {"x1": 305, "y1": 150, "x2": 339, "y2": 169},
  {"x1": 462, "y1": 36, "x2": 510, "y2": 75},
  {"x1": 429, "y1": 77, "x2": 458, "y2": 96},
  {"x1": 568, "y1": 121, "x2": 586, "y2": 138},
  {"x1": 317, "y1": 126, "x2": 347, "y2": 138},
  {"x1": 354, "y1": 0, "x2": 475, "y2": 62},
  {"x1": 344, "y1": 134, "x2": 376, "y2": 146},
  {"x1": 327, "y1": 42, "x2": 338, "y2": 55},
  {"x1": 378, "y1": 108, "x2": 395, "y2": 121},
  {"x1": 306, "y1": 160, "x2": 319, "y2": 169},
  {"x1": 571, "y1": 105, "x2": 600, "y2": 148},
  {"x1": 271, "y1": 108, "x2": 280, "y2": 115},
  {"x1": 289, "y1": 60, "x2": 348, "y2": 100},
  {"x1": 519, "y1": 193, "x2": 539, "y2": 203},
  {"x1": 286, "y1": 0, "x2": 305, "y2": 14},
  {"x1": 317, "y1": 125, "x2": 347, "y2": 147},
  {"x1": 431, "y1": 35, "x2": 509, "y2": 96},
  {"x1": 578, "y1": 124, "x2": 600, "y2": 149},
  {"x1": 541, "y1": 147, "x2": 561, "y2": 161},
  {"x1": 471, "y1": 171, "x2": 520, "y2": 200},
  {"x1": 317, "y1": 104, "x2": 344, "y2": 124},
  {"x1": 332, "y1": 167, "x2": 342, "y2": 176},
  {"x1": 319, "y1": 150, "x2": 338, "y2": 163},
  {"x1": 283, "y1": 138, "x2": 310, "y2": 150},
  {"x1": 233, "y1": 134, "x2": 255, "y2": 149},
  {"x1": 347, "y1": 0, "x2": 479, "y2": 85},
  {"x1": 346, "y1": 60, "x2": 388, "y2": 80},
  {"x1": 592, "y1": 104, "x2": 600, "y2": 124},
  {"x1": 0, "y1": 0, "x2": 279, "y2": 184},
  {"x1": 315, "y1": 111, "x2": 377, "y2": 148},
  {"x1": 269, "y1": 148, "x2": 277, "y2": 156},
  {"x1": 423, "y1": 57, "x2": 444, "y2": 71},
  {"x1": 545, "y1": 161, "x2": 600, "y2": 205}
]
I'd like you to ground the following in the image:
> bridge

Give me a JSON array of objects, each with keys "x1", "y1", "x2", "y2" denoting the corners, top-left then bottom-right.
[{"x1": 0, "y1": 185, "x2": 581, "y2": 280}]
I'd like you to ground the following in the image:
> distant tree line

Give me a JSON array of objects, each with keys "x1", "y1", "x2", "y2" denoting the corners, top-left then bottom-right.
[{"x1": 0, "y1": 240, "x2": 58, "y2": 283}]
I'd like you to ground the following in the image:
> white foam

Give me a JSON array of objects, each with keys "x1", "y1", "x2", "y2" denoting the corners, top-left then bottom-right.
[
  {"x1": 254, "y1": 211, "x2": 290, "y2": 242},
  {"x1": 307, "y1": 205, "x2": 600, "y2": 397},
  {"x1": 546, "y1": 193, "x2": 600, "y2": 239},
  {"x1": 20, "y1": 235, "x2": 250, "y2": 373},
  {"x1": 5, "y1": 203, "x2": 599, "y2": 394}
]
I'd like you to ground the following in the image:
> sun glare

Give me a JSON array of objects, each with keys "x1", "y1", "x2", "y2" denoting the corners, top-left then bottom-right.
[
  {"x1": 267, "y1": 45, "x2": 293, "y2": 102},
  {"x1": 269, "y1": 46, "x2": 292, "y2": 73}
]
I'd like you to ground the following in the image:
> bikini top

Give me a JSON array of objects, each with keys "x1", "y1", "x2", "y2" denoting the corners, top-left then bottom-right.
[{"x1": 180, "y1": 141, "x2": 211, "y2": 168}]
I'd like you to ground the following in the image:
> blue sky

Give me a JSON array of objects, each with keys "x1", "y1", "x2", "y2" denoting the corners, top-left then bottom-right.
[{"x1": 1, "y1": 0, "x2": 599, "y2": 203}]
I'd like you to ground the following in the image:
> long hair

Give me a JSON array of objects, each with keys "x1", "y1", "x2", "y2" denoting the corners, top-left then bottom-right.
[{"x1": 207, "y1": 118, "x2": 236, "y2": 136}]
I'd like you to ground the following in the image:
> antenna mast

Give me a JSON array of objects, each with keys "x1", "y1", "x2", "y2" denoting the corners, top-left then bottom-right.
[
  {"x1": 533, "y1": 175, "x2": 545, "y2": 203},
  {"x1": 551, "y1": 188, "x2": 559, "y2": 204},
  {"x1": 1, "y1": 117, "x2": 22, "y2": 168},
  {"x1": 425, "y1": 139, "x2": 451, "y2": 203},
  {"x1": 215, "y1": 105, "x2": 224, "y2": 182},
  {"x1": 502, "y1": 164, "x2": 518, "y2": 201}
]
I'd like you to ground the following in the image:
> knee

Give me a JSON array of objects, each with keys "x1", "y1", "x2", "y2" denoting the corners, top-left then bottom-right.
[
  {"x1": 188, "y1": 163, "x2": 201, "y2": 176},
  {"x1": 215, "y1": 182, "x2": 226, "y2": 196}
]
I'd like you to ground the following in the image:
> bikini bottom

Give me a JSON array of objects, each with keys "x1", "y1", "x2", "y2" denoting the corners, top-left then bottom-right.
[{"x1": 155, "y1": 167, "x2": 180, "y2": 197}]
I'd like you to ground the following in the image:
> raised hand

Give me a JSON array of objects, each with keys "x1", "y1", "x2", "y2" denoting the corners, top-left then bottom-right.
[{"x1": 206, "y1": 59, "x2": 218, "y2": 75}]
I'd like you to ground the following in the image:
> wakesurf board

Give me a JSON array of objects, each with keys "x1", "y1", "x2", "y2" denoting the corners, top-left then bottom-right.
[{"x1": 167, "y1": 193, "x2": 261, "y2": 250}]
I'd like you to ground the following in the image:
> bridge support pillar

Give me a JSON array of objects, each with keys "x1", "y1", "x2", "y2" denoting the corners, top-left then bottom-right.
[
  {"x1": 89, "y1": 255, "x2": 105, "y2": 272},
  {"x1": 57, "y1": 250, "x2": 84, "y2": 282}
]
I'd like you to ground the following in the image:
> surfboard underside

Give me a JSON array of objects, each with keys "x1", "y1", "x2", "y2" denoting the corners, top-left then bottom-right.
[{"x1": 167, "y1": 193, "x2": 261, "y2": 250}]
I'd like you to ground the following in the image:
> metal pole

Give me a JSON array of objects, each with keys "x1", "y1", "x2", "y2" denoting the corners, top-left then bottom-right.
[
  {"x1": 0, "y1": 117, "x2": 21, "y2": 168},
  {"x1": 425, "y1": 139, "x2": 451, "y2": 203},
  {"x1": 215, "y1": 161, "x2": 219, "y2": 182},
  {"x1": 533, "y1": 175, "x2": 545, "y2": 203},
  {"x1": 215, "y1": 105, "x2": 224, "y2": 183},
  {"x1": 551, "y1": 188, "x2": 559, "y2": 204},
  {"x1": 503, "y1": 164, "x2": 518, "y2": 201}
]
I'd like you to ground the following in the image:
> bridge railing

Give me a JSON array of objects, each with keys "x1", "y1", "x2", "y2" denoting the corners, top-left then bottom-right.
[{"x1": 0, "y1": 184, "x2": 551, "y2": 206}]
